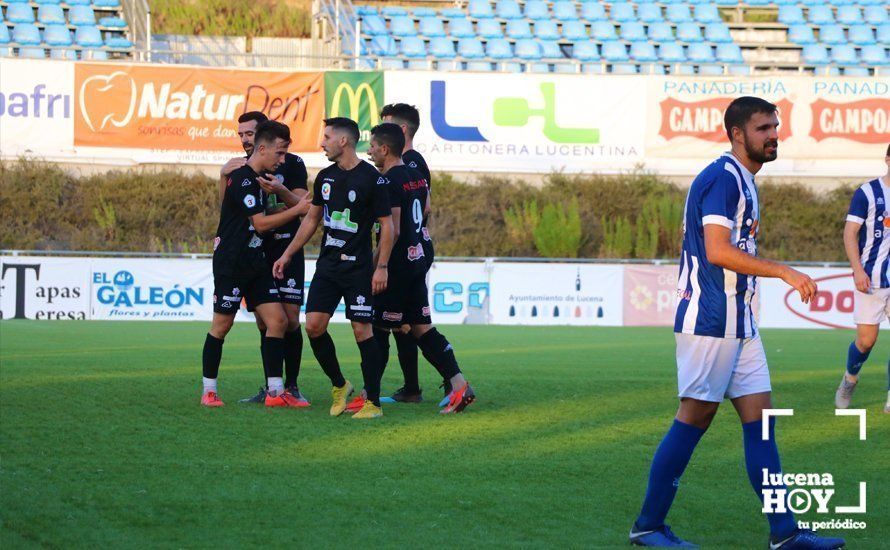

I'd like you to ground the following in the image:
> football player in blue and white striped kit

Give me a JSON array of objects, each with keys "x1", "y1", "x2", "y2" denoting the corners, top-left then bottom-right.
[
  {"x1": 629, "y1": 97, "x2": 844, "y2": 549},
  {"x1": 836, "y1": 143, "x2": 890, "y2": 414}
]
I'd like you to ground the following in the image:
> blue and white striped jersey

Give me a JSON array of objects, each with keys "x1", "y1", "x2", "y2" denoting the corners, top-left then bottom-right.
[
  {"x1": 675, "y1": 153, "x2": 760, "y2": 339},
  {"x1": 846, "y1": 177, "x2": 890, "y2": 289}
]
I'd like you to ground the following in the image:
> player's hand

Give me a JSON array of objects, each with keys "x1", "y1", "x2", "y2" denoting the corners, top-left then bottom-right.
[
  {"x1": 221, "y1": 157, "x2": 246, "y2": 177},
  {"x1": 372, "y1": 266, "x2": 388, "y2": 295},
  {"x1": 853, "y1": 268, "x2": 871, "y2": 293},
  {"x1": 294, "y1": 193, "x2": 312, "y2": 216},
  {"x1": 273, "y1": 254, "x2": 292, "y2": 280},
  {"x1": 257, "y1": 174, "x2": 286, "y2": 195},
  {"x1": 782, "y1": 267, "x2": 817, "y2": 304}
]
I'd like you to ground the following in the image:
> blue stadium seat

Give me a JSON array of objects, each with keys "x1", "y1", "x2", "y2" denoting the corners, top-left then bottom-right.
[
  {"x1": 829, "y1": 0, "x2": 855, "y2": 7},
  {"x1": 361, "y1": 15, "x2": 388, "y2": 36},
  {"x1": 687, "y1": 42, "x2": 714, "y2": 62},
  {"x1": 672, "y1": 64, "x2": 696, "y2": 74},
  {"x1": 848, "y1": 25, "x2": 875, "y2": 45},
  {"x1": 861, "y1": 44, "x2": 888, "y2": 65},
  {"x1": 705, "y1": 23, "x2": 732, "y2": 43},
  {"x1": 819, "y1": 25, "x2": 847, "y2": 45},
  {"x1": 478, "y1": 19, "x2": 503, "y2": 38},
  {"x1": 830, "y1": 44, "x2": 858, "y2": 64},
  {"x1": 694, "y1": 5, "x2": 721, "y2": 24},
  {"x1": 468, "y1": 0, "x2": 494, "y2": 19},
  {"x1": 553, "y1": 62, "x2": 576, "y2": 73},
  {"x1": 400, "y1": 36, "x2": 427, "y2": 57},
  {"x1": 105, "y1": 34, "x2": 133, "y2": 48},
  {"x1": 35, "y1": 0, "x2": 62, "y2": 4},
  {"x1": 68, "y1": 6, "x2": 97, "y2": 26},
  {"x1": 579, "y1": 3, "x2": 606, "y2": 21},
  {"x1": 485, "y1": 38, "x2": 513, "y2": 58},
  {"x1": 7, "y1": 5, "x2": 35, "y2": 24},
  {"x1": 12, "y1": 24, "x2": 41, "y2": 46},
  {"x1": 863, "y1": 7, "x2": 888, "y2": 25},
  {"x1": 540, "y1": 39, "x2": 563, "y2": 58},
  {"x1": 610, "y1": 3, "x2": 636, "y2": 23},
  {"x1": 801, "y1": 43, "x2": 830, "y2": 64},
  {"x1": 43, "y1": 23, "x2": 71, "y2": 46},
  {"x1": 514, "y1": 39, "x2": 542, "y2": 60},
  {"x1": 500, "y1": 61, "x2": 522, "y2": 73},
  {"x1": 440, "y1": 8, "x2": 466, "y2": 18},
  {"x1": 666, "y1": 5, "x2": 693, "y2": 24},
  {"x1": 799, "y1": 0, "x2": 823, "y2": 5},
  {"x1": 773, "y1": 0, "x2": 798, "y2": 4},
  {"x1": 83, "y1": 48, "x2": 109, "y2": 60},
  {"x1": 714, "y1": 0, "x2": 738, "y2": 5},
  {"x1": 94, "y1": 0, "x2": 122, "y2": 7},
  {"x1": 527, "y1": 62, "x2": 550, "y2": 73},
  {"x1": 524, "y1": 1, "x2": 550, "y2": 20},
  {"x1": 379, "y1": 58, "x2": 404, "y2": 69},
  {"x1": 4, "y1": 0, "x2": 29, "y2": 3},
  {"x1": 641, "y1": 63, "x2": 666, "y2": 74},
  {"x1": 787, "y1": 24, "x2": 817, "y2": 44},
  {"x1": 390, "y1": 16, "x2": 417, "y2": 37},
  {"x1": 620, "y1": 22, "x2": 647, "y2": 42},
  {"x1": 729, "y1": 64, "x2": 750, "y2": 75},
  {"x1": 381, "y1": 6, "x2": 407, "y2": 16},
  {"x1": 686, "y1": 0, "x2": 710, "y2": 4},
  {"x1": 715, "y1": 43, "x2": 743, "y2": 63},
  {"x1": 412, "y1": 7, "x2": 436, "y2": 17},
  {"x1": 843, "y1": 66, "x2": 870, "y2": 76},
  {"x1": 448, "y1": 19, "x2": 475, "y2": 38},
  {"x1": 534, "y1": 20, "x2": 560, "y2": 40},
  {"x1": 590, "y1": 21, "x2": 617, "y2": 41},
  {"x1": 419, "y1": 17, "x2": 446, "y2": 37},
  {"x1": 429, "y1": 37, "x2": 456, "y2": 58},
  {"x1": 878, "y1": 24, "x2": 890, "y2": 44},
  {"x1": 457, "y1": 38, "x2": 485, "y2": 58},
  {"x1": 50, "y1": 47, "x2": 77, "y2": 60},
  {"x1": 356, "y1": 6, "x2": 377, "y2": 16},
  {"x1": 808, "y1": 6, "x2": 835, "y2": 25},
  {"x1": 554, "y1": 2, "x2": 579, "y2": 22},
  {"x1": 601, "y1": 41, "x2": 628, "y2": 62},
  {"x1": 74, "y1": 25, "x2": 103, "y2": 47},
  {"x1": 465, "y1": 60, "x2": 492, "y2": 71},
  {"x1": 745, "y1": 0, "x2": 771, "y2": 5},
  {"x1": 611, "y1": 63, "x2": 638, "y2": 74},
  {"x1": 572, "y1": 40, "x2": 600, "y2": 61},
  {"x1": 638, "y1": 4, "x2": 663, "y2": 23},
  {"x1": 677, "y1": 22, "x2": 703, "y2": 42},
  {"x1": 858, "y1": 0, "x2": 883, "y2": 5},
  {"x1": 630, "y1": 41, "x2": 658, "y2": 61},
  {"x1": 19, "y1": 46, "x2": 46, "y2": 58},
  {"x1": 582, "y1": 63, "x2": 604, "y2": 74},
  {"x1": 0, "y1": 26, "x2": 9, "y2": 44},
  {"x1": 506, "y1": 20, "x2": 532, "y2": 39},
  {"x1": 648, "y1": 22, "x2": 674, "y2": 42},
  {"x1": 698, "y1": 64, "x2": 725, "y2": 75},
  {"x1": 777, "y1": 6, "x2": 805, "y2": 25},
  {"x1": 496, "y1": 0, "x2": 523, "y2": 20},
  {"x1": 837, "y1": 6, "x2": 863, "y2": 25},
  {"x1": 98, "y1": 17, "x2": 127, "y2": 28},
  {"x1": 562, "y1": 21, "x2": 588, "y2": 40},
  {"x1": 37, "y1": 5, "x2": 65, "y2": 24}
]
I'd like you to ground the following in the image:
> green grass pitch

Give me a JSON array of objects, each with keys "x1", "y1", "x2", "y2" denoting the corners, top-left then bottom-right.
[{"x1": 1, "y1": 321, "x2": 887, "y2": 548}]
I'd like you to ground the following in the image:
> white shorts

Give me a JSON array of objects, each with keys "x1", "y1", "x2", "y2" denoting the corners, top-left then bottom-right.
[
  {"x1": 675, "y1": 332, "x2": 772, "y2": 402},
  {"x1": 853, "y1": 288, "x2": 890, "y2": 325}
]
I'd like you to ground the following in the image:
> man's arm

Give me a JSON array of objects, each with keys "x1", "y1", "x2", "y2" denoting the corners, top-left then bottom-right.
[
  {"x1": 844, "y1": 221, "x2": 870, "y2": 292},
  {"x1": 424, "y1": 188, "x2": 432, "y2": 216},
  {"x1": 375, "y1": 208, "x2": 401, "y2": 265},
  {"x1": 703, "y1": 224, "x2": 817, "y2": 303},
  {"x1": 219, "y1": 157, "x2": 247, "y2": 204},
  {"x1": 372, "y1": 215, "x2": 395, "y2": 295},
  {"x1": 272, "y1": 205, "x2": 323, "y2": 279},
  {"x1": 250, "y1": 205, "x2": 304, "y2": 234},
  {"x1": 256, "y1": 175, "x2": 308, "y2": 208}
]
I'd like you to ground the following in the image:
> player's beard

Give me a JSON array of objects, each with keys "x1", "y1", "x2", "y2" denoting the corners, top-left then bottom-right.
[{"x1": 744, "y1": 133, "x2": 778, "y2": 164}]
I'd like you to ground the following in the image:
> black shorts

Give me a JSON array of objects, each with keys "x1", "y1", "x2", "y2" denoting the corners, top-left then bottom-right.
[
  {"x1": 264, "y1": 244, "x2": 305, "y2": 306},
  {"x1": 213, "y1": 265, "x2": 280, "y2": 314},
  {"x1": 306, "y1": 269, "x2": 374, "y2": 323},
  {"x1": 374, "y1": 269, "x2": 432, "y2": 329}
]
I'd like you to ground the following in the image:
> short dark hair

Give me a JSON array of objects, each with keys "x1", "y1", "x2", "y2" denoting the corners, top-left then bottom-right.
[
  {"x1": 370, "y1": 123, "x2": 406, "y2": 157},
  {"x1": 324, "y1": 117, "x2": 360, "y2": 146},
  {"x1": 238, "y1": 111, "x2": 268, "y2": 125},
  {"x1": 380, "y1": 103, "x2": 420, "y2": 138},
  {"x1": 724, "y1": 96, "x2": 778, "y2": 141},
  {"x1": 254, "y1": 120, "x2": 290, "y2": 147}
]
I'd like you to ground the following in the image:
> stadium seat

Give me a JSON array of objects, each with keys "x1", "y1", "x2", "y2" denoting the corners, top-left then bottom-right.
[
  {"x1": 745, "y1": 0, "x2": 771, "y2": 5},
  {"x1": 677, "y1": 22, "x2": 704, "y2": 42},
  {"x1": 858, "y1": 0, "x2": 883, "y2": 5},
  {"x1": 524, "y1": 1, "x2": 550, "y2": 20},
  {"x1": 801, "y1": 43, "x2": 830, "y2": 64},
  {"x1": 19, "y1": 46, "x2": 46, "y2": 58},
  {"x1": 400, "y1": 36, "x2": 426, "y2": 57},
  {"x1": 620, "y1": 22, "x2": 647, "y2": 42},
  {"x1": 4, "y1": 0, "x2": 29, "y2": 3},
  {"x1": 694, "y1": 5, "x2": 721, "y2": 24},
  {"x1": 74, "y1": 25, "x2": 103, "y2": 47},
  {"x1": 485, "y1": 38, "x2": 513, "y2": 59},
  {"x1": 37, "y1": 5, "x2": 66, "y2": 24},
  {"x1": 590, "y1": 21, "x2": 617, "y2": 41},
  {"x1": 582, "y1": 62, "x2": 604, "y2": 73},
  {"x1": 412, "y1": 7, "x2": 436, "y2": 17},
  {"x1": 579, "y1": 3, "x2": 606, "y2": 22},
  {"x1": 361, "y1": 15, "x2": 388, "y2": 36},
  {"x1": 848, "y1": 25, "x2": 876, "y2": 46},
  {"x1": 610, "y1": 3, "x2": 636, "y2": 23},
  {"x1": 630, "y1": 41, "x2": 658, "y2": 61},
  {"x1": 572, "y1": 40, "x2": 600, "y2": 61},
  {"x1": 378, "y1": 57, "x2": 404, "y2": 69},
  {"x1": 687, "y1": 42, "x2": 714, "y2": 62},
  {"x1": 562, "y1": 21, "x2": 588, "y2": 40},
  {"x1": 448, "y1": 19, "x2": 475, "y2": 39},
  {"x1": 468, "y1": 0, "x2": 494, "y2": 19},
  {"x1": 829, "y1": 0, "x2": 855, "y2": 6},
  {"x1": 611, "y1": 63, "x2": 638, "y2": 74},
  {"x1": 465, "y1": 60, "x2": 492, "y2": 71},
  {"x1": 12, "y1": 24, "x2": 41, "y2": 46},
  {"x1": 837, "y1": 6, "x2": 863, "y2": 25},
  {"x1": 861, "y1": 44, "x2": 888, "y2": 65},
  {"x1": 0, "y1": 26, "x2": 9, "y2": 44},
  {"x1": 843, "y1": 66, "x2": 870, "y2": 76},
  {"x1": 648, "y1": 22, "x2": 674, "y2": 42},
  {"x1": 808, "y1": 6, "x2": 835, "y2": 25},
  {"x1": 830, "y1": 44, "x2": 858, "y2": 64},
  {"x1": 457, "y1": 38, "x2": 485, "y2": 58},
  {"x1": 440, "y1": 7, "x2": 466, "y2": 18},
  {"x1": 105, "y1": 34, "x2": 133, "y2": 49},
  {"x1": 514, "y1": 39, "x2": 542, "y2": 60},
  {"x1": 390, "y1": 16, "x2": 417, "y2": 37},
  {"x1": 698, "y1": 64, "x2": 725, "y2": 75},
  {"x1": 878, "y1": 24, "x2": 890, "y2": 44},
  {"x1": 705, "y1": 23, "x2": 732, "y2": 43},
  {"x1": 43, "y1": 23, "x2": 71, "y2": 46},
  {"x1": 534, "y1": 20, "x2": 561, "y2": 40},
  {"x1": 552, "y1": 61, "x2": 576, "y2": 73},
  {"x1": 500, "y1": 61, "x2": 522, "y2": 73},
  {"x1": 496, "y1": 0, "x2": 523, "y2": 20},
  {"x1": 98, "y1": 17, "x2": 127, "y2": 28},
  {"x1": 7, "y1": 5, "x2": 35, "y2": 24},
  {"x1": 369, "y1": 35, "x2": 398, "y2": 56},
  {"x1": 672, "y1": 63, "x2": 695, "y2": 74},
  {"x1": 419, "y1": 17, "x2": 445, "y2": 38},
  {"x1": 639, "y1": 63, "x2": 665, "y2": 74},
  {"x1": 356, "y1": 6, "x2": 377, "y2": 16},
  {"x1": 799, "y1": 0, "x2": 822, "y2": 5},
  {"x1": 729, "y1": 64, "x2": 750, "y2": 75},
  {"x1": 93, "y1": 0, "x2": 121, "y2": 7},
  {"x1": 864, "y1": 7, "x2": 888, "y2": 25},
  {"x1": 819, "y1": 25, "x2": 847, "y2": 45},
  {"x1": 527, "y1": 62, "x2": 550, "y2": 73},
  {"x1": 638, "y1": 4, "x2": 663, "y2": 23},
  {"x1": 35, "y1": 0, "x2": 62, "y2": 4},
  {"x1": 773, "y1": 0, "x2": 798, "y2": 4},
  {"x1": 540, "y1": 39, "x2": 563, "y2": 58},
  {"x1": 50, "y1": 47, "x2": 76, "y2": 60},
  {"x1": 601, "y1": 41, "x2": 629, "y2": 62},
  {"x1": 429, "y1": 36, "x2": 456, "y2": 58},
  {"x1": 716, "y1": 43, "x2": 743, "y2": 63},
  {"x1": 787, "y1": 24, "x2": 817, "y2": 44},
  {"x1": 666, "y1": 5, "x2": 693, "y2": 24},
  {"x1": 714, "y1": 0, "x2": 738, "y2": 5},
  {"x1": 381, "y1": 6, "x2": 407, "y2": 16},
  {"x1": 478, "y1": 19, "x2": 503, "y2": 39},
  {"x1": 553, "y1": 2, "x2": 579, "y2": 22},
  {"x1": 506, "y1": 20, "x2": 532, "y2": 39},
  {"x1": 778, "y1": 7, "x2": 805, "y2": 26}
]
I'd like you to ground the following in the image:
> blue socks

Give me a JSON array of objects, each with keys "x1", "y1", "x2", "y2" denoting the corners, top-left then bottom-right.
[
  {"x1": 636, "y1": 419, "x2": 706, "y2": 530},
  {"x1": 846, "y1": 341, "x2": 870, "y2": 376},
  {"x1": 742, "y1": 417, "x2": 797, "y2": 539}
]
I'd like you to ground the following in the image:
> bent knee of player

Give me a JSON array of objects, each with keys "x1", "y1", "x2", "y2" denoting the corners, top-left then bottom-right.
[
  {"x1": 210, "y1": 314, "x2": 235, "y2": 338},
  {"x1": 676, "y1": 398, "x2": 719, "y2": 430},
  {"x1": 856, "y1": 329, "x2": 878, "y2": 351},
  {"x1": 351, "y1": 321, "x2": 373, "y2": 341},
  {"x1": 304, "y1": 318, "x2": 327, "y2": 339}
]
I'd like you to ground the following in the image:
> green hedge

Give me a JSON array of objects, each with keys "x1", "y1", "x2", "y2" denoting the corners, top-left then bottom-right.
[
  {"x1": 152, "y1": 0, "x2": 311, "y2": 39},
  {"x1": 0, "y1": 160, "x2": 852, "y2": 262}
]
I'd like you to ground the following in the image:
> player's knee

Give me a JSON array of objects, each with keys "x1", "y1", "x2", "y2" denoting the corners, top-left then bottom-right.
[
  {"x1": 266, "y1": 313, "x2": 288, "y2": 334},
  {"x1": 305, "y1": 320, "x2": 325, "y2": 339},
  {"x1": 352, "y1": 322, "x2": 373, "y2": 341},
  {"x1": 856, "y1": 334, "x2": 877, "y2": 351},
  {"x1": 285, "y1": 311, "x2": 301, "y2": 332},
  {"x1": 211, "y1": 315, "x2": 235, "y2": 338}
]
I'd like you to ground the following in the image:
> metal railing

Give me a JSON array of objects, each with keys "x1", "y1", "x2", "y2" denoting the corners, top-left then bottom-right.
[
  {"x1": 129, "y1": 48, "x2": 359, "y2": 70},
  {"x1": 121, "y1": 0, "x2": 151, "y2": 55}
]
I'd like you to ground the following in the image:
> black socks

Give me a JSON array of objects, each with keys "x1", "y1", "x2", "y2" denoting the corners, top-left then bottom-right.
[
  {"x1": 202, "y1": 333, "x2": 224, "y2": 379},
  {"x1": 309, "y1": 331, "x2": 346, "y2": 387}
]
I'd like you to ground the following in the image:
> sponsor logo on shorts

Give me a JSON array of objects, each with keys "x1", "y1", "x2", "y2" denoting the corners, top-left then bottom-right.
[
  {"x1": 287, "y1": 278, "x2": 296, "y2": 288},
  {"x1": 352, "y1": 311, "x2": 372, "y2": 317},
  {"x1": 382, "y1": 311, "x2": 403, "y2": 322},
  {"x1": 280, "y1": 287, "x2": 302, "y2": 296},
  {"x1": 407, "y1": 244, "x2": 425, "y2": 262},
  {"x1": 232, "y1": 287, "x2": 240, "y2": 296},
  {"x1": 356, "y1": 295, "x2": 366, "y2": 305},
  {"x1": 422, "y1": 306, "x2": 431, "y2": 317},
  {"x1": 273, "y1": 233, "x2": 292, "y2": 240},
  {"x1": 221, "y1": 301, "x2": 232, "y2": 308},
  {"x1": 248, "y1": 234, "x2": 262, "y2": 248},
  {"x1": 326, "y1": 235, "x2": 346, "y2": 248},
  {"x1": 351, "y1": 295, "x2": 371, "y2": 312},
  {"x1": 222, "y1": 295, "x2": 239, "y2": 302},
  {"x1": 340, "y1": 254, "x2": 356, "y2": 261}
]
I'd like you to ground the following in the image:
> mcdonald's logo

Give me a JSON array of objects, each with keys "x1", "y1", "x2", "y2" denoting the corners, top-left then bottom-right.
[{"x1": 329, "y1": 82, "x2": 381, "y2": 126}]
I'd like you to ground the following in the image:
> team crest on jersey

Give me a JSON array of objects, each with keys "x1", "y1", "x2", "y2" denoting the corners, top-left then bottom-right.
[
  {"x1": 241, "y1": 178, "x2": 252, "y2": 187},
  {"x1": 348, "y1": 190, "x2": 356, "y2": 202},
  {"x1": 322, "y1": 183, "x2": 331, "y2": 200}
]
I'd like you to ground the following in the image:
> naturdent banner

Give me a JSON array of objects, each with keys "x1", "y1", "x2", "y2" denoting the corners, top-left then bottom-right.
[{"x1": 324, "y1": 71, "x2": 384, "y2": 152}]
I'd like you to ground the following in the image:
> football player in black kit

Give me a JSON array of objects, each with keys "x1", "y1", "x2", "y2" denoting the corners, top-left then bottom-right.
[
  {"x1": 201, "y1": 121, "x2": 308, "y2": 408},
  {"x1": 365, "y1": 123, "x2": 476, "y2": 414},
  {"x1": 273, "y1": 118, "x2": 395, "y2": 420},
  {"x1": 219, "y1": 111, "x2": 313, "y2": 406}
]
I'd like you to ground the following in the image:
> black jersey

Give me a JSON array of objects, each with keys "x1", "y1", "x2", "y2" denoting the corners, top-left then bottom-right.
[
  {"x1": 381, "y1": 165, "x2": 429, "y2": 274},
  {"x1": 312, "y1": 160, "x2": 391, "y2": 274},
  {"x1": 214, "y1": 164, "x2": 267, "y2": 276},
  {"x1": 262, "y1": 152, "x2": 308, "y2": 252},
  {"x1": 402, "y1": 149, "x2": 431, "y2": 190}
]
